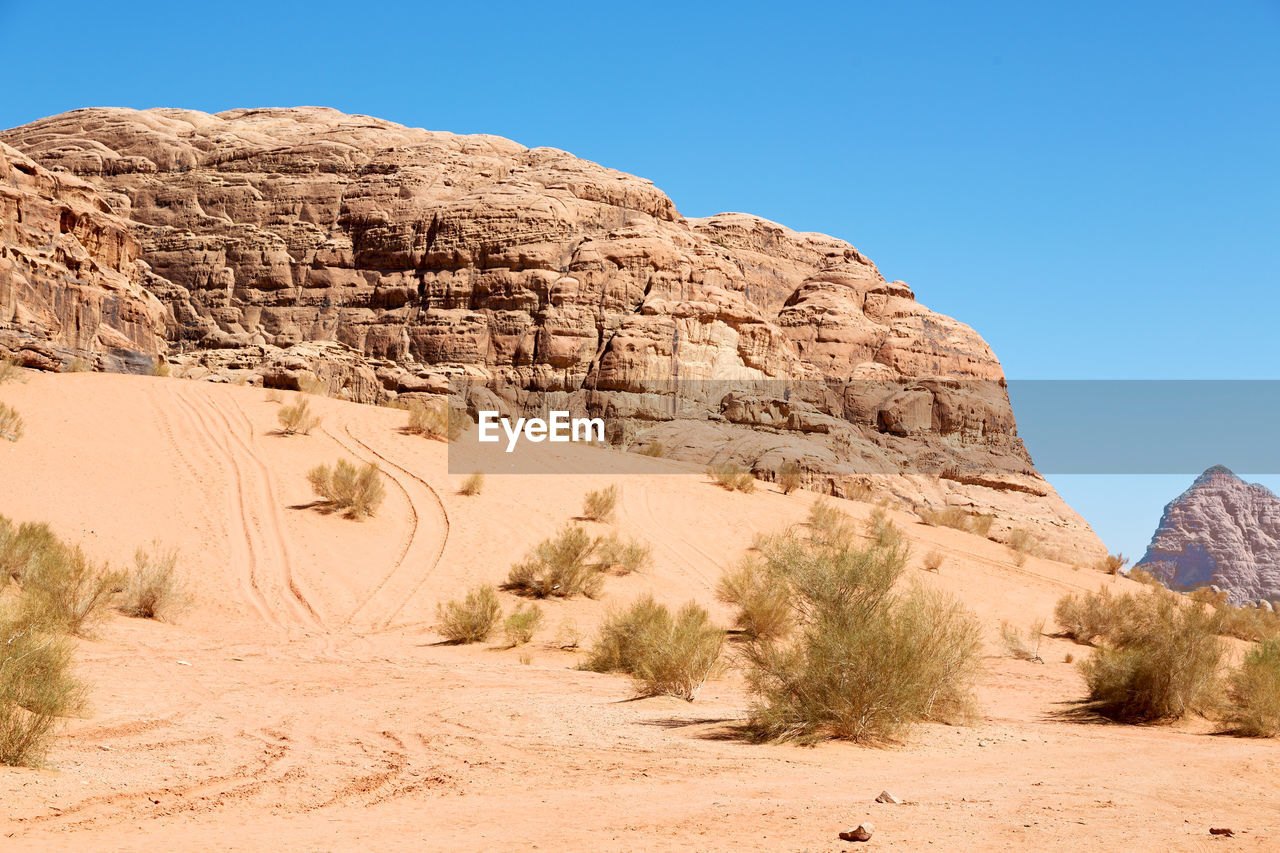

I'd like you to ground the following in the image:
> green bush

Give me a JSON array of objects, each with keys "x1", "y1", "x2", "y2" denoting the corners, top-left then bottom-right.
[
  {"x1": 503, "y1": 603, "x2": 545, "y2": 646},
  {"x1": 1228, "y1": 638, "x2": 1280, "y2": 736},
  {"x1": 583, "y1": 485, "x2": 619, "y2": 522},
  {"x1": 737, "y1": 505, "x2": 980, "y2": 744},
  {"x1": 277, "y1": 396, "x2": 320, "y2": 435},
  {"x1": 437, "y1": 585, "x2": 502, "y2": 644},
  {"x1": 307, "y1": 459, "x2": 386, "y2": 520},
  {"x1": 584, "y1": 595, "x2": 724, "y2": 701},
  {"x1": 1077, "y1": 588, "x2": 1223, "y2": 722}
]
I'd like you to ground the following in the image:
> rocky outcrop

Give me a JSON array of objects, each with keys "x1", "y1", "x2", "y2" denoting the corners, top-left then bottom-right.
[
  {"x1": 1136, "y1": 466, "x2": 1280, "y2": 605},
  {"x1": 0, "y1": 141, "x2": 167, "y2": 371},
  {"x1": 0, "y1": 107, "x2": 1104, "y2": 558}
]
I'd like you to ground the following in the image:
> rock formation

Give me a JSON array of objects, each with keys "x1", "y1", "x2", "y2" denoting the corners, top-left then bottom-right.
[
  {"x1": 0, "y1": 107, "x2": 1104, "y2": 558},
  {"x1": 0, "y1": 141, "x2": 166, "y2": 371},
  {"x1": 1136, "y1": 466, "x2": 1280, "y2": 605}
]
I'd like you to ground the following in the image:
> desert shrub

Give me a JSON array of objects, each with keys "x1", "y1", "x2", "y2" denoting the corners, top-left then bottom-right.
[
  {"x1": 1054, "y1": 587, "x2": 1141, "y2": 645},
  {"x1": 739, "y1": 512, "x2": 980, "y2": 744},
  {"x1": 277, "y1": 396, "x2": 320, "y2": 436},
  {"x1": 922, "y1": 550, "x2": 943, "y2": 572},
  {"x1": 1007, "y1": 528, "x2": 1036, "y2": 563},
  {"x1": 265, "y1": 388, "x2": 283, "y2": 404},
  {"x1": 459, "y1": 472, "x2": 485, "y2": 496},
  {"x1": 437, "y1": 585, "x2": 502, "y2": 644},
  {"x1": 1097, "y1": 553, "x2": 1129, "y2": 575},
  {"x1": 505, "y1": 525, "x2": 604, "y2": 599},
  {"x1": 716, "y1": 561, "x2": 794, "y2": 641},
  {"x1": 582, "y1": 485, "x2": 619, "y2": 522},
  {"x1": 503, "y1": 603, "x2": 544, "y2": 646},
  {"x1": 296, "y1": 373, "x2": 329, "y2": 396},
  {"x1": 968, "y1": 513, "x2": 995, "y2": 538},
  {"x1": 807, "y1": 499, "x2": 854, "y2": 544},
  {"x1": 709, "y1": 462, "x2": 755, "y2": 493},
  {"x1": 584, "y1": 596, "x2": 724, "y2": 701},
  {"x1": 1189, "y1": 586, "x2": 1229, "y2": 607},
  {"x1": 595, "y1": 533, "x2": 652, "y2": 574},
  {"x1": 1228, "y1": 638, "x2": 1280, "y2": 736},
  {"x1": 638, "y1": 442, "x2": 665, "y2": 458},
  {"x1": 1128, "y1": 567, "x2": 1163, "y2": 587},
  {"x1": 0, "y1": 403, "x2": 24, "y2": 443},
  {"x1": 1001, "y1": 619, "x2": 1046, "y2": 662},
  {"x1": 866, "y1": 506, "x2": 907, "y2": 551},
  {"x1": 1078, "y1": 588, "x2": 1223, "y2": 722},
  {"x1": 777, "y1": 461, "x2": 803, "y2": 495},
  {"x1": 1064, "y1": 652, "x2": 1075, "y2": 664},
  {"x1": 1214, "y1": 603, "x2": 1280, "y2": 643},
  {"x1": 917, "y1": 506, "x2": 970, "y2": 530},
  {"x1": 148, "y1": 359, "x2": 171, "y2": 377},
  {"x1": 0, "y1": 518, "x2": 60, "y2": 586},
  {"x1": 0, "y1": 358, "x2": 21, "y2": 384},
  {"x1": 66, "y1": 356, "x2": 91, "y2": 373},
  {"x1": 843, "y1": 480, "x2": 874, "y2": 503},
  {"x1": 117, "y1": 544, "x2": 184, "y2": 620},
  {"x1": 0, "y1": 613, "x2": 85, "y2": 767},
  {"x1": 555, "y1": 619, "x2": 584, "y2": 650},
  {"x1": 17, "y1": 541, "x2": 120, "y2": 637},
  {"x1": 406, "y1": 399, "x2": 468, "y2": 442},
  {"x1": 307, "y1": 459, "x2": 386, "y2": 520}
]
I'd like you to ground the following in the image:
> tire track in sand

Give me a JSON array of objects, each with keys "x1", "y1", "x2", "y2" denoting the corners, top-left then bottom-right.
[{"x1": 322, "y1": 421, "x2": 449, "y2": 632}]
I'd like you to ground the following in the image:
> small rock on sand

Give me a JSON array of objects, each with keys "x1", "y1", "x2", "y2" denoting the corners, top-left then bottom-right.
[{"x1": 839, "y1": 823, "x2": 874, "y2": 842}]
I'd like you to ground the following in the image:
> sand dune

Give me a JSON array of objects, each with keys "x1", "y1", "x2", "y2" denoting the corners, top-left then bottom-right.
[{"x1": 1, "y1": 373, "x2": 1277, "y2": 851}]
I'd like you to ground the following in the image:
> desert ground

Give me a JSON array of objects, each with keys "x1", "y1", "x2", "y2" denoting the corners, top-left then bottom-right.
[{"x1": 1, "y1": 372, "x2": 1278, "y2": 851}]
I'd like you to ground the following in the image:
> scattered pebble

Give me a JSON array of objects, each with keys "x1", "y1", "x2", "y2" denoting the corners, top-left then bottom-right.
[
  {"x1": 1210, "y1": 827, "x2": 1235, "y2": 837},
  {"x1": 839, "y1": 823, "x2": 874, "y2": 842}
]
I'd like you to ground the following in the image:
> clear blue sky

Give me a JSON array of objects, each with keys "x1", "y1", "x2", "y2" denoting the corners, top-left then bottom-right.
[{"x1": 3, "y1": 0, "x2": 1278, "y2": 560}]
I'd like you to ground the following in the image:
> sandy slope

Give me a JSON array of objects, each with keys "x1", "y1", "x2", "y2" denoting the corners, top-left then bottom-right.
[{"x1": 0, "y1": 373, "x2": 1277, "y2": 851}]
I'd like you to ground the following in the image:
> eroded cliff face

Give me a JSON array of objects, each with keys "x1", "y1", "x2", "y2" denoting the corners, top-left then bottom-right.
[
  {"x1": 0, "y1": 141, "x2": 167, "y2": 371},
  {"x1": 1137, "y1": 466, "x2": 1280, "y2": 605},
  {"x1": 0, "y1": 107, "x2": 1104, "y2": 558}
]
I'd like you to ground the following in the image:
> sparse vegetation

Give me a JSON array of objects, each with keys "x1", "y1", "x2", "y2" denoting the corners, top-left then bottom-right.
[
  {"x1": 709, "y1": 462, "x2": 755, "y2": 493},
  {"x1": 306, "y1": 459, "x2": 386, "y2": 520},
  {"x1": 716, "y1": 561, "x2": 794, "y2": 641},
  {"x1": 17, "y1": 541, "x2": 121, "y2": 637},
  {"x1": 1007, "y1": 527, "x2": 1037, "y2": 565},
  {"x1": 277, "y1": 396, "x2": 321, "y2": 436},
  {"x1": 265, "y1": 388, "x2": 283, "y2": 404},
  {"x1": 595, "y1": 533, "x2": 652, "y2": 574},
  {"x1": 503, "y1": 603, "x2": 545, "y2": 646},
  {"x1": 117, "y1": 543, "x2": 185, "y2": 620},
  {"x1": 1214, "y1": 603, "x2": 1280, "y2": 643},
  {"x1": 1001, "y1": 619, "x2": 1046, "y2": 662},
  {"x1": 922, "y1": 549, "x2": 943, "y2": 572},
  {"x1": 582, "y1": 485, "x2": 619, "y2": 522},
  {"x1": 968, "y1": 513, "x2": 995, "y2": 538},
  {"x1": 66, "y1": 356, "x2": 92, "y2": 373},
  {"x1": 866, "y1": 506, "x2": 907, "y2": 551},
  {"x1": 1076, "y1": 588, "x2": 1223, "y2": 723},
  {"x1": 0, "y1": 613, "x2": 85, "y2": 767},
  {"x1": 1054, "y1": 587, "x2": 1139, "y2": 646},
  {"x1": 0, "y1": 358, "x2": 22, "y2": 384},
  {"x1": 777, "y1": 461, "x2": 803, "y2": 495},
  {"x1": 505, "y1": 525, "x2": 604, "y2": 599},
  {"x1": 406, "y1": 399, "x2": 469, "y2": 442},
  {"x1": 1128, "y1": 567, "x2": 1162, "y2": 586},
  {"x1": 638, "y1": 442, "x2": 665, "y2": 458},
  {"x1": 437, "y1": 585, "x2": 502, "y2": 644},
  {"x1": 148, "y1": 358, "x2": 172, "y2": 377},
  {"x1": 459, "y1": 472, "x2": 485, "y2": 496},
  {"x1": 0, "y1": 402, "x2": 24, "y2": 442},
  {"x1": 584, "y1": 595, "x2": 724, "y2": 701},
  {"x1": 1097, "y1": 553, "x2": 1129, "y2": 575},
  {"x1": 555, "y1": 619, "x2": 584, "y2": 650},
  {"x1": 1228, "y1": 638, "x2": 1280, "y2": 736},
  {"x1": 734, "y1": 501, "x2": 981, "y2": 744},
  {"x1": 296, "y1": 374, "x2": 329, "y2": 397},
  {"x1": 917, "y1": 506, "x2": 970, "y2": 530}
]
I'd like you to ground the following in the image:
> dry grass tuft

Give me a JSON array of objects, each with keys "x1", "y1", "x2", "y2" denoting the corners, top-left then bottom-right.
[
  {"x1": 595, "y1": 534, "x2": 652, "y2": 575},
  {"x1": 0, "y1": 358, "x2": 23, "y2": 384},
  {"x1": 406, "y1": 399, "x2": 469, "y2": 442},
  {"x1": 296, "y1": 374, "x2": 330, "y2": 397},
  {"x1": 459, "y1": 472, "x2": 485, "y2": 496},
  {"x1": 505, "y1": 525, "x2": 604, "y2": 599},
  {"x1": 0, "y1": 403, "x2": 24, "y2": 442},
  {"x1": 638, "y1": 442, "x2": 665, "y2": 458},
  {"x1": 968, "y1": 513, "x2": 995, "y2": 537},
  {"x1": 117, "y1": 543, "x2": 186, "y2": 620},
  {"x1": 709, "y1": 462, "x2": 755, "y2": 493},
  {"x1": 437, "y1": 585, "x2": 502, "y2": 644},
  {"x1": 503, "y1": 603, "x2": 544, "y2": 647},
  {"x1": 307, "y1": 459, "x2": 386, "y2": 520},
  {"x1": 582, "y1": 485, "x2": 619, "y2": 522},
  {"x1": 917, "y1": 506, "x2": 970, "y2": 530},
  {"x1": 1097, "y1": 553, "x2": 1130, "y2": 575},
  {"x1": 277, "y1": 396, "x2": 320, "y2": 435},
  {"x1": 922, "y1": 550, "x2": 943, "y2": 572},
  {"x1": 0, "y1": 614, "x2": 85, "y2": 767},
  {"x1": 1001, "y1": 619, "x2": 1046, "y2": 662},
  {"x1": 583, "y1": 596, "x2": 724, "y2": 701},
  {"x1": 777, "y1": 461, "x2": 803, "y2": 495},
  {"x1": 716, "y1": 561, "x2": 794, "y2": 642},
  {"x1": 1228, "y1": 638, "x2": 1280, "y2": 736}
]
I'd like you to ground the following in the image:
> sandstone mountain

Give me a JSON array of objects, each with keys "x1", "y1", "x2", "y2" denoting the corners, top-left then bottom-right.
[
  {"x1": 1136, "y1": 465, "x2": 1280, "y2": 605},
  {"x1": 0, "y1": 107, "x2": 1103, "y2": 558}
]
